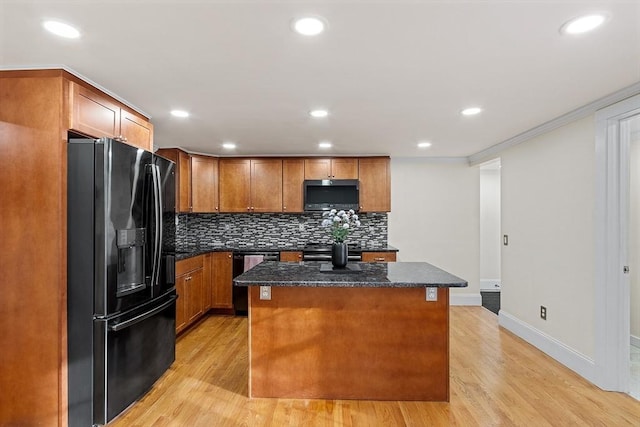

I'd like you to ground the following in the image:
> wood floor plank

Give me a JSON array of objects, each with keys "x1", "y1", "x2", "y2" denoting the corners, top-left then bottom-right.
[{"x1": 108, "y1": 308, "x2": 640, "y2": 426}]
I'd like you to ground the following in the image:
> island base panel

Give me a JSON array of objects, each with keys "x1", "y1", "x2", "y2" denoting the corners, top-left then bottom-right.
[{"x1": 249, "y1": 286, "x2": 449, "y2": 401}]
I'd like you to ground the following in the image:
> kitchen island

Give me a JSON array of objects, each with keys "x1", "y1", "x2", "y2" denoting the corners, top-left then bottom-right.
[{"x1": 234, "y1": 261, "x2": 467, "y2": 402}]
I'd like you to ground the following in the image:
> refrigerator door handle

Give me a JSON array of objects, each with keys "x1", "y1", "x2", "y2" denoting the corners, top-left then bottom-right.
[
  {"x1": 150, "y1": 164, "x2": 162, "y2": 288},
  {"x1": 108, "y1": 295, "x2": 177, "y2": 332}
]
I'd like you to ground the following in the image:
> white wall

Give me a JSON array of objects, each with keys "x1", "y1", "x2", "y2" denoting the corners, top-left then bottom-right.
[
  {"x1": 500, "y1": 116, "x2": 595, "y2": 358},
  {"x1": 630, "y1": 124, "x2": 640, "y2": 343},
  {"x1": 480, "y1": 167, "x2": 501, "y2": 286},
  {"x1": 388, "y1": 158, "x2": 480, "y2": 303}
]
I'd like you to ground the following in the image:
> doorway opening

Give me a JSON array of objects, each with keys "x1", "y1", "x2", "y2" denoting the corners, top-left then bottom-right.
[
  {"x1": 627, "y1": 114, "x2": 640, "y2": 399},
  {"x1": 595, "y1": 92, "x2": 640, "y2": 395},
  {"x1": 480, "y1": 159, "x2": 501, "y2": 315}
]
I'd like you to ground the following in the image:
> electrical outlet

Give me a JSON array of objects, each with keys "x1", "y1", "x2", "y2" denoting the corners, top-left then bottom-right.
[
  {"x1": 540, "y1": 305, "x2": 547, "y2": 320},
  {"x1": 426, "y1": 287, "x2": 438, "y2": 301},
  {"x1": 299, "y1": 223, "x2": 305, "y2": 231},
  {"x1": 260, "y1": 286, "x2": 271, "y2": 301}
]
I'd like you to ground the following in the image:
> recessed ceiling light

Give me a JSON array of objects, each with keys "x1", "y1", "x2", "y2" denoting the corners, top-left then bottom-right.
[
  {"x1": 318, "y1": 141, "x2": 332, "y2": 149},
  {"x1": 461, "y1": 107, "x2": 482, "y2": 116},
  {"x1": 43, "y1": 20, "x2": 80, "y2": 39},
  {"x1": 171, "y1": 110, "x2": 189, "y2": 118},
  {"x1": 417, "y1": 141, "x2": 432, "y2": 148},
  {"x1": 561, "y1": 14, "x2": 607, "y2": 35},
  {"x1": 309, "y1": 109, "x2": 329, "y2": 118},
  {"x1": 292, "y1": 16, "x2": 326, "y2": 36},
  {"x1": 222, "y1": 142, "x2": 236, "y2": 150}
]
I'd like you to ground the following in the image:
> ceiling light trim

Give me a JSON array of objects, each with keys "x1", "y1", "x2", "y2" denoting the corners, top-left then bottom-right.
[
  {"x1": 171, "y1": 110, "x2": 189, "y2": 118},
  {"x1": 309, "y1": 109, "x2": 329, "y2": 118},
  {"x1": 560, "y1": 13, "x2": 608, "y2": 35},
  {"x1": 43, "y1": 20, "x2": 80, "y2": 39},
  {"x1": 461, "y1": 107, "x2": 483, "y2": 116},
  {"x1": 292, "y1": 16, "x2": 327, "y2": 36}
]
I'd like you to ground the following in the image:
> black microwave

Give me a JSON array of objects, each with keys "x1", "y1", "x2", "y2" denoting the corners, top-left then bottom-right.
[{"x1": 303, "y1": 179, "x2": 359, "y2": 212}]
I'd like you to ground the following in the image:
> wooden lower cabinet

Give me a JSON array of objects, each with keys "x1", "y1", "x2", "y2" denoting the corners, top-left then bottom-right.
[
  {"x1": 176, "y1": 256, "x2": 204, "y2": 334},
  {"x1": 362, "y1": 251, "x2": 397, "y2": 262},
  {"x1": 280, "y1": 251, "x2": 303, "y2": 262},
  {"x1": 211, "y1": 252, "x2": 233, "y2": 309}
]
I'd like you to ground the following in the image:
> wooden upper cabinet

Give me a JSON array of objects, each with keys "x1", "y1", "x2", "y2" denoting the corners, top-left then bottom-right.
[
  {"x1": 251, "y1": 159, "x2": 283, "y2": 212},
  {"x1": 156, "y1": 148, "x2": 192, "y2": 213},
  {"x1": 304, "y1": 158, "x2": 358, "y2": 179},
  {"x1": 282, "y1": 159, "x2": 305, "y2": 213},
  {"x1": 178, "y1": 152, "x2": 192, "y2": 212},
  {"x1": 358, "y1": 157, "x2": 391, "y2": 212},
  {"x1": 191, "y1": 155, "x2": 219, "y2": 213},
  {"x1": 120, "y1": 110, "x2": 154, "y2": 151},
  {"x1": 331, "y1": 158, "x2": 359, "y2": 179},
  {"x1": 68, "y1": 81, "x2": 153, "y2": 151},
  {"x1": 69, "y1": 81, "x2": 120, "y2": 138},
  {"x1": 219, "y1": 159, "x2": 252, "y2": 212},
  {"x1": 304, "y1": 158, "x2": 331, "y2": 179},
  {"x1": 219, "y1": 159, "x2": 282, "y2": 213}
]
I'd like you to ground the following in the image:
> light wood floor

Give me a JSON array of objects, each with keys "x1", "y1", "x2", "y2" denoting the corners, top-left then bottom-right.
[{"x1": 109, "y1": 307, "x2": 640, "y2": 426}]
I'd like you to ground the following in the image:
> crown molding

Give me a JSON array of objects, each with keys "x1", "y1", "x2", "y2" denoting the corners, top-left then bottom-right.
[{"x1": 468, "y1": 81, "x2": 640, "y2": 166}]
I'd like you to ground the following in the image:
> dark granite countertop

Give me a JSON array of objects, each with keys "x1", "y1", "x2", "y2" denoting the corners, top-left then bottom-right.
[
  {"x1": 233, "y1": 261, "x2": 467, "y2": 288},
  {"x1": 171, "y1": 245, "x2": 399, "y2": 260}
]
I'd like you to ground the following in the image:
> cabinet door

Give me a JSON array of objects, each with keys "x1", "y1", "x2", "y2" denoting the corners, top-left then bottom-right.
[
  {"x1": 187, "y1": 269, "x2": 204, "y2": 324},
  {"x1": 120, "y1": 109, "x2": 153, "y2": 151},
  {"x1": 191, "y1": 155, "x2": 219, "y2": 213},
  {"x1": 178, "y1": 151, "x2": 192, "y2": 212},
  {"x1": 155, "y1": 148, "x2": 191, "y2": 213},
  {"x1": 282, "y1": 159, "x2": 305, "y2": 213},
  {"x1": 219, "y1": 159, "x2": 251, "y2": 212},
  {"x1": 175, "y1": 274, "x2": 188, "y2": 333},
  {"x1": 203, "y1": 253, "x2": 213, "y2": 311},
  {"x1": 280, "y1": 251, "x2": 303, "y2": 262},
  {"x1": 358, "y1": 158, "x2": 391, "y2": 212},
  {"x1": 211, "y1": 252, "x2": 233, "y2": 309},
  {"x1": 69, "y1": 82, "x2": 120, "y2": 139},
  {"x1": 304, "y1": 158, "x2": 331, "y2": 179},
  {"x1": 361, "y1": 252, "x2": 397, "y2": 262},
  {"x1": 331, "y1": 158, "x2": 359, "y2": 179},
  {"x1": 251, "y1": 159, "x2": 283, "y2": 212}
]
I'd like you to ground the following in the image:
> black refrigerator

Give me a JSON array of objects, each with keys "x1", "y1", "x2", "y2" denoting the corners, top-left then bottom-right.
[{"x1": 67, "y1": 137, "x2": 177, "y2": 427}]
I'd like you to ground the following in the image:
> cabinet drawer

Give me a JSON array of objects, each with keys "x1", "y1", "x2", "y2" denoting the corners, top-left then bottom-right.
[
  {"x1": 280, "y1": 251, "x2": 303, "y2": 262},
  {"x1": 176, "y1": 255, "x2": 204, "y2": 276},
  {"x1": 361, "y1": 252, "x2": 397, "y2": 262}
]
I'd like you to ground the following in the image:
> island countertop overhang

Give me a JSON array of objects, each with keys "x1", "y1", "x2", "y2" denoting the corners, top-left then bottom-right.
[{"x1": 233, "y1": 261, "x2": 468, "y2": 288}]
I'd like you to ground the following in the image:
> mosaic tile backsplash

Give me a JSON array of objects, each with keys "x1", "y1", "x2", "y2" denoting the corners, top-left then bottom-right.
[{"x1": 176, "y1": 212, "x2": 388, "y2": 249}]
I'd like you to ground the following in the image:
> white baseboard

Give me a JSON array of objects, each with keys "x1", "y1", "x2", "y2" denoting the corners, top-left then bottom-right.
[
  {"x1": 480, "y1": 279, "x2": 501, "y2": 291},
  {"x1": 450, "y1": 293, "x2": 482, "y2": 306},
  {"x1": 632, "y1": 334, "x2": 640, "y2": 348},
  {"x1": 498, "y1": 310, "x2": 596, "y2": 384}
]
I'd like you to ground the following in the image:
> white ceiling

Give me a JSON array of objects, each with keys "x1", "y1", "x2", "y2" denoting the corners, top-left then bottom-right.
[{"x1": 1, "y1": 1, "x2": 639, "y2": 158}]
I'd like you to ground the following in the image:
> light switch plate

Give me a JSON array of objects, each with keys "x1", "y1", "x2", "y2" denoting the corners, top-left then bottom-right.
[{"x1": 260, "y1": 286, "x2": 271, "y2": 300}]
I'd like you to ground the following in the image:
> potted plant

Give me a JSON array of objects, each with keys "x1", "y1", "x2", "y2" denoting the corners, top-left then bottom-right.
[{"x1": 321, "y1": 209, "x2": 361, "y2": 268}]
